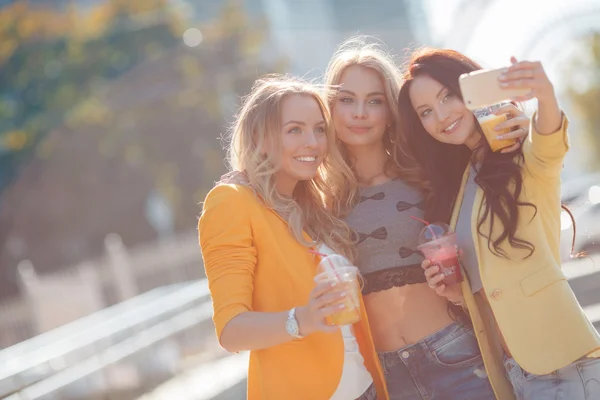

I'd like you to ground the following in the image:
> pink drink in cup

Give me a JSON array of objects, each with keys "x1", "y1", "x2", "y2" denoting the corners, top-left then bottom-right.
[
  {"x1": 313, "y1": 254, "x2": 361, "y2": 326},
  {"x1": 417, "y1": 223, "x2": 463, "y2": 285}
]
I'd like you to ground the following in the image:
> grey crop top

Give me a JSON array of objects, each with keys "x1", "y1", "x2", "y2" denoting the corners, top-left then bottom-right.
[{"x1": 344, "y1": 178, "x2": 427, "y2": 294}]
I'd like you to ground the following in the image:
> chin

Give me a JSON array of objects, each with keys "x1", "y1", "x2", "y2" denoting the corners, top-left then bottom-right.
[
  {"x1": 338, "y1": 135, "x2": 382, "y2": 148},
  {"x1": 293, "y1": 170, "x2": 319, "y2": 182},
  {"x1": 436, "y1": 131, "x2": 471, "y2": 146}
]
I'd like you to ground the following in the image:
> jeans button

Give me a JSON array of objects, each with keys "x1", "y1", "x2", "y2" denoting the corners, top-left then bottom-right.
[{"x1": 401, "y1": 351, "x2": 410, "y2": 359}]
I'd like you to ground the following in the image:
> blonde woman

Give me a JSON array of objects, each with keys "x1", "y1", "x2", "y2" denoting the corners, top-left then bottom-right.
[
  {"x1": 322, "y1": 37, "x2": 530, "y2": 399},
  {"x1": 199, "y1": 75, "x2": 388, "y2": 400}
]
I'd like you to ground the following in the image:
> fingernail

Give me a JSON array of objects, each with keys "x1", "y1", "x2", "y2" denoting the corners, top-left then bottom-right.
[
  {"x1": 340, "y1": 292, "x2": 347, "y2": 297},
  {"x1": 496, "y1": 135, "x2": 504, "y2": 140},
  {"x1": 338, "y1": 304, "x2": 346, "y2": 309},
  {"x1": 498, "y1": 73, "x2": 507, "y2": 80},
  {"x1": 494, "y1": 126, "x2": 501, "y2": 131},
  {"x1": 500, "y1": 82, "x2": 509, "y2": 87}
]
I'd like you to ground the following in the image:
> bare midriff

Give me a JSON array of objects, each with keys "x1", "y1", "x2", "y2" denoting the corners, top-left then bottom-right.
[{"x1": 364, "y1": 282, "x2": 455, "y2": 352}]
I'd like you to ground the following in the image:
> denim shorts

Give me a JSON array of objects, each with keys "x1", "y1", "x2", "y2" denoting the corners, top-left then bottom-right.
[
  {"x1": 378, "y1": 321, "x2": 495, "y2": 400},
  {"x1": 504, "y1": 354, "x2": 600, "y2": 399}
]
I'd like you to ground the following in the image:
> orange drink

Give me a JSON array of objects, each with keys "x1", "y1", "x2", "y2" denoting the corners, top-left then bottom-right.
[
  {"x1": 314, "y1": 263, "x2": 361, "y2": 326},
  {"x1": 474, "y1": 103, "x2": 517, "y2": 152}
]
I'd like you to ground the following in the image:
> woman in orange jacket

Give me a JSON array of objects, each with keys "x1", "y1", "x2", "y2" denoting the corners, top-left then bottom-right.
[{"x1": 198, "y1": 75, "x2": 388, "y2": 399}]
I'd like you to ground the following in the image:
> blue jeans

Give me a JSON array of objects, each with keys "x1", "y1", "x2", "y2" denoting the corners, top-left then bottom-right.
[
  {"x1": 504, "y1": 354, "x2": 600, "y2": 399},
  {"x1": 378, "y1": 322, "x2": 495, "y2": 400}
]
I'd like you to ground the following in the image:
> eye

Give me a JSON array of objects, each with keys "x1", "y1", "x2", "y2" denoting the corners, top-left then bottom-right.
[
  {"x1": 420, "y1": 109, "x2": 432, "y2": 118},
  {"x1": 369, "y1": 98, "x2": 384, "y2": 105},
  {"x1": 339, "y1": 97, "x2": 353, "y2": 103},
  {"x1": 288, "y1": 127, "x2": 301, "y2": 134},
  {"x1": 441, "y1": 93, "x2": 453, "y2": 103},
  {"x1": 314, "y1": 125, "x2": 326, "y2": 134}
]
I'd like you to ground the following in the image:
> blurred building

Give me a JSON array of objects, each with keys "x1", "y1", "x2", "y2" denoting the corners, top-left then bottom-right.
[{"x1": 255, "y1": 0, "x2": 431, "y2": 77}]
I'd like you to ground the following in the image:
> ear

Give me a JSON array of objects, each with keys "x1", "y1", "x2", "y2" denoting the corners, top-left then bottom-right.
[
  {"x1": 254, "y1": 132, "x2": 268, "y2": 155},
  {"x1": 259, "y1": 137, "x2": 270, "y2": 155}
]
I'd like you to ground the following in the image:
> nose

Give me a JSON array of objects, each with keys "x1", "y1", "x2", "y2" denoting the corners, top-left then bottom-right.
[
  {"x1": 304, "y1": 130, "x2": 319, "y2": 148},
  {"x1": 435, "y1": 104, "x2": 451, "y2": 124},
  {"x1": 353, "y1": 102, "x2": 367, "y2": 120}
]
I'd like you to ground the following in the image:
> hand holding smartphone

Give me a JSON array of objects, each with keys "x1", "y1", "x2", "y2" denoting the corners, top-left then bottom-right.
[
  {"x1": 459, "y1": 66, "x2": 531, "y2": 152},
  {"x1": 459, "y1": 67, "x2": 530, "y2": 110}
]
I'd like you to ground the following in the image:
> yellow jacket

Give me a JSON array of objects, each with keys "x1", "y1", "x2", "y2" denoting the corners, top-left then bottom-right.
[
  {"x1": 199, "y1": 184, "x2": 388, "y2": 400},
  {"x1": 452, "y1": 113, "x2": 600, "y2": 400}
]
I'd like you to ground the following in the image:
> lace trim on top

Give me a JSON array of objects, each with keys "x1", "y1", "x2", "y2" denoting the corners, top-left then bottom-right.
[{"x1": 361, "y1": 264, "x2": 426, "y2": 295}]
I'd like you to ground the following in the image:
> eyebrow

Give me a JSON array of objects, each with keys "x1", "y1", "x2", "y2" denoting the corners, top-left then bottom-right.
[
  {"x1": 436, "y1": 86, "x2": 446, "y2": 99},
  {"x1": 415, "y1": 86, "x2": 448, "y2": 112},
  {"x1": 282, "y1": 120, "x2": 326, "y2": 127},
  {"x1": 283, "y1": 120, "x2": 305, "y2": 127},
  {"x1": 338, "y1": 89, "x2": 385, "y2": 97}
]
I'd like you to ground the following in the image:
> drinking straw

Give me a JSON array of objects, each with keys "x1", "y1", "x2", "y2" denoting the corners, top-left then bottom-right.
[
  {"x1": 410, "y1": 215, "x2": 440, "y2": 241},
  {"x1": 308, "y1": 249, "x2": 327, "y2": 257},
  {"x1": 308, "y1": 249, "x2": 342, "y2": 281}
]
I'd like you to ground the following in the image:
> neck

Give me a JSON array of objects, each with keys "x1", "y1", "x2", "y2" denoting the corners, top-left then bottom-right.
[
  {"x1": 465, "y1": 131, "x2": 484, "y2": 163},
  {"x1": 347, "y1": 142, "x2": 391, "y2": 185},
  {"x1": 274, "y1": 176, "x2": 298, "y2": 198}
]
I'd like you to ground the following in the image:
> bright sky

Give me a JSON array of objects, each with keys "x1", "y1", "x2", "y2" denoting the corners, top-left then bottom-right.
[{"x1": 423, "y1": 0, "x2": 600, "y2": 90}]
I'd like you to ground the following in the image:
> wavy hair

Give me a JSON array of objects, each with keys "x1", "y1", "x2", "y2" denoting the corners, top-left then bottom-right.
[
  {"x1": 397, "y1": 47, "x2": 537, "y2": 258},
  {"x1": 226, "y1": 74, "x2": 357, "y2": 260},
  {"x1": 323, "y1": 36, "x2": 423, "y2": 216}
]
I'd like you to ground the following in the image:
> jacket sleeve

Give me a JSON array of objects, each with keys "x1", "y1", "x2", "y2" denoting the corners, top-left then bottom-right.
[
  {"x1": 199, "y1": 184, "x2": 257, "y2": 343},
  {"x1": 523, "y1": 111, "x2": 570, "y2": 183}
]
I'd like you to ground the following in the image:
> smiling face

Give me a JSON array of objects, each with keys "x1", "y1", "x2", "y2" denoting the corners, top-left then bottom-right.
[
  {"x1": 272, "y1": 93, "x2": 328, "y2": 196},
  {"x1": 409, "y1": 74, "x2": 480, "y2": 149},
  {"x1": 331, "y1": 64, "x2": 391, "y2": 149}
]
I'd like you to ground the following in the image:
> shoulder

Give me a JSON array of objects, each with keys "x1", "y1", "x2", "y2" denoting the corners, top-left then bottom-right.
[
  {"x1": 204, "y1": 183, "x2": 256, "y2": 204},
  {"x1": 202, "y1": 184, "x2": 260, "y2": 215}
]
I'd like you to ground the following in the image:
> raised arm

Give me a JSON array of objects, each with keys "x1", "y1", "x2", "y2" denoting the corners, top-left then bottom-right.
[{"x1": 498, "y1": 57, "x2": 569, "y2": 181}]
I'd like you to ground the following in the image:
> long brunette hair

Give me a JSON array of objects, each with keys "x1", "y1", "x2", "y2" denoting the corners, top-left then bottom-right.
[{"x1": 397, "y1": 48, "x2": 537, "y2": 259}]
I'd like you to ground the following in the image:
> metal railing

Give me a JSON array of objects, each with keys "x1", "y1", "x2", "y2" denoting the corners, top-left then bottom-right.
[{"x1": 0, "y1": 279, "x2": 212, "y2": 399}]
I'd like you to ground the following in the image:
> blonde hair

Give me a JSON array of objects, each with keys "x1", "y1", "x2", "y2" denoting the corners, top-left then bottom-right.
[
  {"x1": 324, "y1": 36, "x2": 423, "y2": 216},
  {"x1": 227, "y1": 74, "x2": 357, "y2": 260}
]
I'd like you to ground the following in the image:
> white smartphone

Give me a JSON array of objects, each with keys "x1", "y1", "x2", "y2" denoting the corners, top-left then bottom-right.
[{"x1": 459, "y1": 68, "x2": 530, "y2": 110}]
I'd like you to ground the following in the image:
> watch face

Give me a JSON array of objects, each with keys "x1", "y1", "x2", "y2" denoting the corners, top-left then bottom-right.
[{"x1": 286, "y1": 318, "x2": 299, "y2": 336}]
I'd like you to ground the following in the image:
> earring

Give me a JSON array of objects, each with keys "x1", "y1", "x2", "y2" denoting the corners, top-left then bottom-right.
[{"x1": 386, "y1": 125, "x2": 396, "y2": 144}]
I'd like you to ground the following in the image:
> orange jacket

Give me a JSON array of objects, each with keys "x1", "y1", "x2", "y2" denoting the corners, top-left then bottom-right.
[{"x1": 199, "y1": 184, "x2": 388, "y2": 400}]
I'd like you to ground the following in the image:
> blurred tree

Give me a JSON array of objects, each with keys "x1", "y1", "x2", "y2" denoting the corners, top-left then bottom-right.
[
  {"x1": 0, "y1": 0, "x2": 180, "y2": 195},
  {"x1": 564, "y1": 32, "x2": 600, "y2": 169},
  {"x1": 0, "y1": 0, "x2": 281, "y2": 299}
]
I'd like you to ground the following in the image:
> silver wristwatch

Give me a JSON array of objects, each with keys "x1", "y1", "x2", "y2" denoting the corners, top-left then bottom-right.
[{"x1": 285, "y1": 308, "x2": 304, "y2": 339}]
